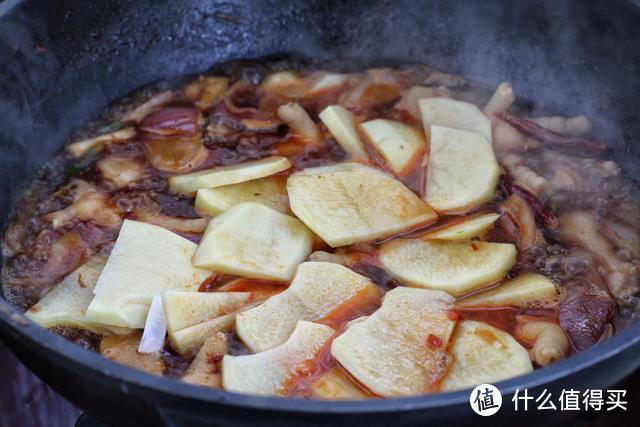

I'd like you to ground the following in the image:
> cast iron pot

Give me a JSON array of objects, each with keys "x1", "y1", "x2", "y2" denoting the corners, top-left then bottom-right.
[{"x1": 1, "y1": 1, "x2": 640, "y2": 426}]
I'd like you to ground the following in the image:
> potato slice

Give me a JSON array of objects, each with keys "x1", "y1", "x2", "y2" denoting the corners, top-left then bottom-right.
[
  {"x1": 25, "y1": 256, "x2": 129, "y2": 335},
  {"x1": 360, "y1": 119, "x2": 425, "y2": 174},
  {"x1": 169, "y1": 156, "x2": 291, "y2": 195},
  {"x1": 423, "y1": 213, "x2": 500, "y2": 241},
  {"x1": 441, "y1": 321, "x2": 532, "y2": 391},
  {"x1": 163, "y1": 290, "x2": 253, "y2": 355},
  {"x1": 236, "y1": 262, "x2": 379, "y2": 352},
  {"x1": 345, "y1": 316, "x2": 368, "y2": 328},
  {"x1": 319, "y1": 105, "x2": 368, "y2": 159},
  {"x1": 308, "y1": 73, "x2": 348, "y2": 95},
  {"x1": 170, "y1": 314, "x2": 236, "y2": 357},
  {"x1": 194, "y1": 176, "x2": 289, "y2": 216},
  {"x1": 331, "y1": 288, "x2": 456, "y2": 397},
  {"x1": 86, "y1": 220, "x2": 211, "y2": 328},
  {"x1": 163, "y1": 291, "x2": 253, "y2": 331},
  {"x1": 287, "y1": 163, "x2": 438, "y2": 247},
  {"x1": 311, "y1": 367, "x2": 368, "y2": 400},
  {"x1": 456, "y1": 273, "x2": 558, "y2": 309},
  {"x1": 419, "y1": 98, "x2": 492, "y2": 141},
  {"x1": 261, "y1": 71, "x2": 303, "y2": 91},
  {"x1": 181, "y1": 332, "x2": 228, "y2": 388},
  {"x1": 379, "y1": 239, "x2": 517, "y2": 297},
  {"x1": 99, "y1": 332, "x2": 164, "y2": 375},
  {"x1": 193, "y1": 203, "x2": 314, "y2": 281},
  {"x1": 222, "y1": 321, "x2": 334, "y2": 396},
  {"x1": 425, "y1": 126, "x2": 500, "y2": 213}
]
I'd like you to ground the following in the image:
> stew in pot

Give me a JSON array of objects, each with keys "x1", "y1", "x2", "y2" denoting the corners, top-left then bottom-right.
[{"x1": 2, "y1": 58, "x2": 639, "y2": 398}]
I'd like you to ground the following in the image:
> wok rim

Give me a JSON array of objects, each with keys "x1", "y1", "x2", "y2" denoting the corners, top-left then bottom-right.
[
  {"x1": 1, "y1": 0, "x2": 640, "y2": 416},
  {"x1": 1, "y1": 296, "x2": 639, "y2": 414}
]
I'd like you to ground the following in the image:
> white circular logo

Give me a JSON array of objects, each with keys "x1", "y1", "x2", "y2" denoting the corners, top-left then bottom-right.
[{"x1": 469, "y1": 384, "x2": 502, "y2": 416}]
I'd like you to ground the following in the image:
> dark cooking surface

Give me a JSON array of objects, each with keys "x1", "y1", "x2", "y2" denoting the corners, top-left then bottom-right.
[{"x1": 0, "y1": 339, "x2": 638, "y2": 427}]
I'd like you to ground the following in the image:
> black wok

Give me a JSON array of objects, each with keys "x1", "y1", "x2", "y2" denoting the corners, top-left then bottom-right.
[{"x1": 1, "y1": 1, "x2": 640, "y2": 426}]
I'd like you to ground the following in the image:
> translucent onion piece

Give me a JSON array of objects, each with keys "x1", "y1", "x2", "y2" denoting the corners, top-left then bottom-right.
[{"x1": 138, "y1": 293, "x2": 167, "y2": 353}]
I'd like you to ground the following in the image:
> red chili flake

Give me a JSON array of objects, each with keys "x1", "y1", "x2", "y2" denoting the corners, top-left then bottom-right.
[
  {"x1": 470, "y1": 242, "x2": 479, "y2": 251},
  {"x1": 427, "y1": 334, "x2": 443, "y2": 349},
  {"x1": 447, "y1": 310, "x2": 460, "y2": 321},
  {"x1": 208, "y1": 355, "x2": 223, "y2": 373}
]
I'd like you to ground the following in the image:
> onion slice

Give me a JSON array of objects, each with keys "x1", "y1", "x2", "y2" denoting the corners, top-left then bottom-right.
[{"x1": 138, "y1": 293, "x2": 167, "y2": 353}]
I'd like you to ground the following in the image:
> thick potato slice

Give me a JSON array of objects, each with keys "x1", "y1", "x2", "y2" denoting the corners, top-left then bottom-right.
[
  {"x1": 162, "y1": 290, "x2": 253, "y2": 355},
  {"x1": 440, "y1": 321, "x2": 533, "y2": 391},
  {"x1": 419, "y1": 98, "x2": 492, "y2": 141},
  {"x1": 86, "y1": 220, "x2": 211, "y2": 328},
  {"x1": 360, "y1": 119, "x2": 425, "y2": 174},
  {"x1": 169, "y1": 156, "x2": 292, "y2": 195},
  {"x1": 345, "y1": 316, "x2": 369, "y2": 328},
  {"x1": 308, "y1": 73, "x2": 348, "y2": 95},
  {"x1": 425, "y1": 126, "x2": 500, "y2": 213},
  {"x1": 193, "y1": 203, "x2": 314, "y2": 281},
  {"x1": 319, "y1": 105, "x2": 368, "y2": 159},
  {"x1": 287, "y1": 163, "x2": 438, "y2": 247},
  {"x1": 25, "y1": 256, "x2": 129, "y2": 335},
  {"x1": 423, "y1": 213, "x2": 500, "y2": 241},
  {"x1": 170, "y1": 314, "x2": 236, "y2": 357},
  {"x1": 181, "y1": 332, "x2": 228, "y2": 388},
  {"x1": 163, "y1": 291, "x2": 253, "y2": 331},
  {"x1": 222, "y1": 321, "x2": 334, "y2": 396},
  {"x1": 236, "y1": 262, "x2": 379, "y2": 352},
  {"x1": 331, "y1": 287, "x2": 456, "y2": 397},
  {"x1": 194, "y1": 176, "x2": 289, "y2": 216},
  {"x1": 456, "y1": 272, "x2": 558, "y2": 309},
  {"x1": 311, "y1": 367, "x2": 368, "y2": 400},
  {"x1": 99, "y1": 332, "x2": 164, "y2": 375},
  {"x1": 379, "y1": 239, "x2": 517, "y2": 297}
]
